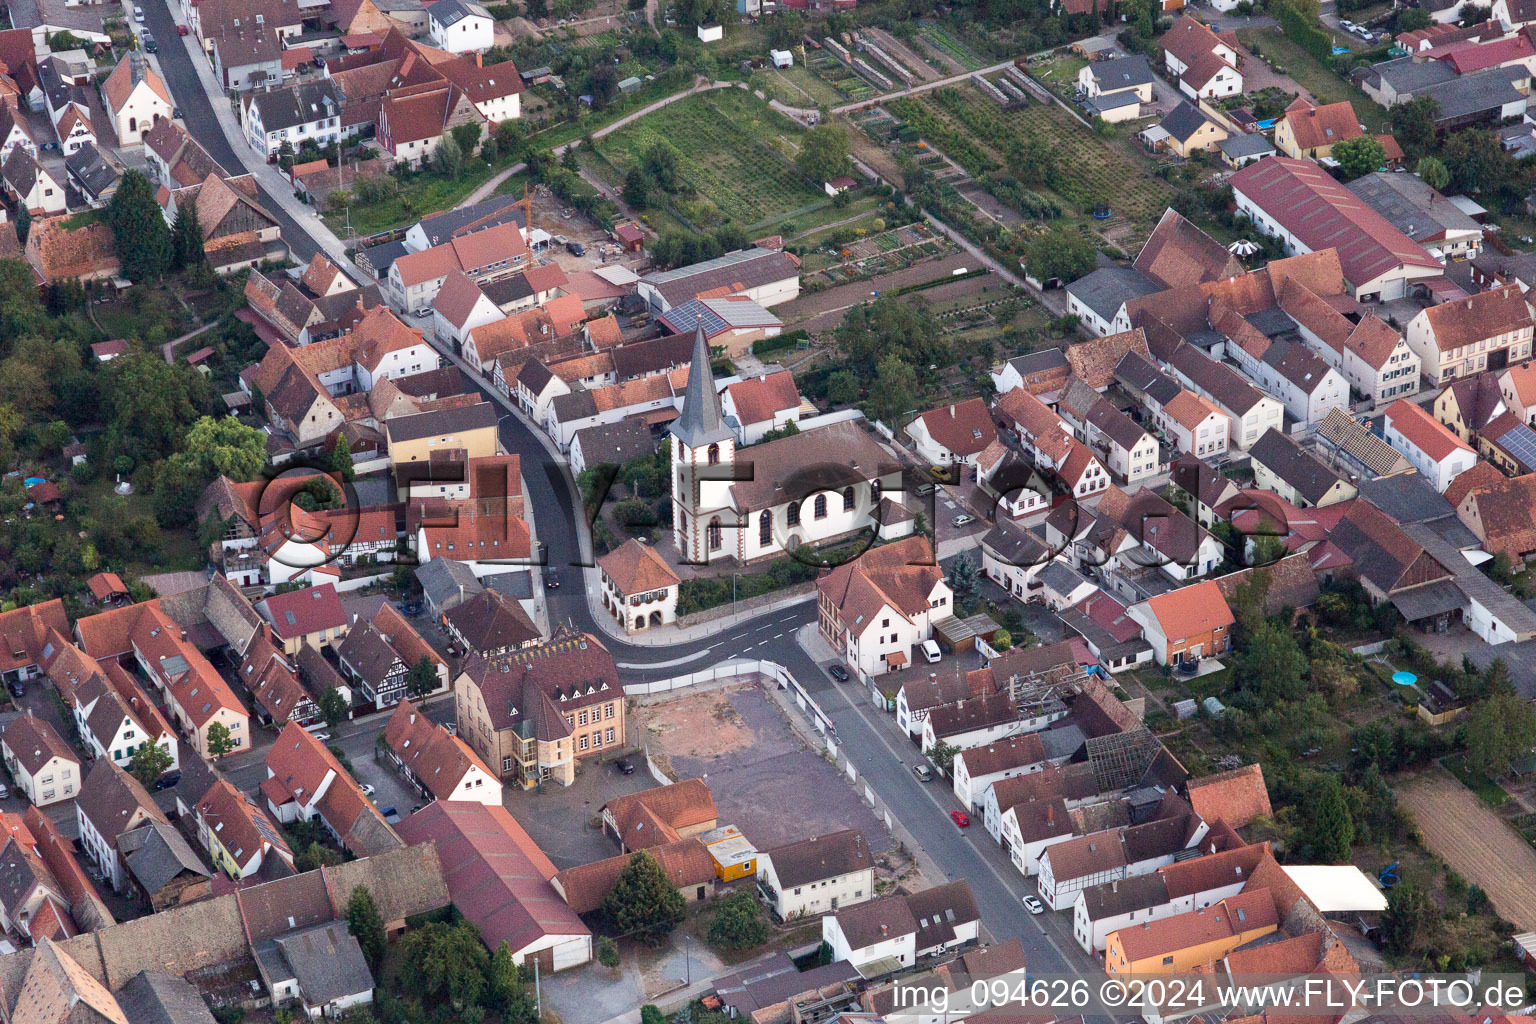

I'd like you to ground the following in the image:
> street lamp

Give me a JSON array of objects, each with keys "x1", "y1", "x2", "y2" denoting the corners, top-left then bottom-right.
[{"x1": 732, "y1": 572, "x2": 744, "y2": 620}]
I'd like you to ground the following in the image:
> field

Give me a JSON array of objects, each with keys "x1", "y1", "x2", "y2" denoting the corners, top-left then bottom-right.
[
  {"x1": 1399, "y1": 768, "x2": 1536, "y2": 933},
  {"x1": 876, "y1": 84, "x2": 1176, "y2": 233},
  {"x1": 594, "y1": 88, "x2": 828, "y2": 232}
]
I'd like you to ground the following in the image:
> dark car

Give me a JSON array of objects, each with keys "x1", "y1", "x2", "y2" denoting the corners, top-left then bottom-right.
[
  {"x1": 6, "y1": 681, "x2": 22, "y2": 699},
  {"x1": 545, "y1": 568, "x2": 560, "y2": 588},
  {"x1": 380, "y1": 806, "x2": 401, "y2": 824},
  {"x1": 566, "y1": 241, "x2": 586, "y2": 256},
  {"x1": 614, "y1": 758, "x2": 635, "y2": 775},
  {"x1": 827, "y1": 664, "x2": 850, "y2": 682},
  {"x1": 152, "y1": 770, "x2": 182, "y2": 791},
  {"x1": 142, "y1": 31, "x2": 157, "y2": 52}
]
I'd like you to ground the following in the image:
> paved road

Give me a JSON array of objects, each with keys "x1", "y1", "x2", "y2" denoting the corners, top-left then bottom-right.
[
  {"x1": 149, "y1": 33, "x2": 1109, "y2": 983},
  {"x1": 142, "y1": 0, "x2": 332, "y2": 263}
]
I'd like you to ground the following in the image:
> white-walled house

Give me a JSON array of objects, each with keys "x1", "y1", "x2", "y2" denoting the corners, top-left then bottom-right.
[
  {"x1": 0, "y1": 715, "x2": 81, "y2": 807},
  {"x1": 1403, "y1": 284, "x2": 1535, "y2": 386},
  {"x1": 818, "y1": 536, "x2": 953, "y2": 682},
  {"x1": 596, "y1": 539, "x2": 681, "y2": 634},
  {"x1": 241, "y1": 80, "x2": 344, "y2": 161},
  {"x1": 427, "y1": 0, "x2": 495, "y2": 52},
  {"x1": 757, "y1": 830, "x2": 875, "y2": 921},
  {"x1": 920, "y1": 692, "x2": 1022, "y2": 754},
  {"x1": 1228, "y1": 338, "x2": 1350, "y2": 427},
  {"x1": 952, "y1": 733, "x2": 1050, "y2": 811},
  {"x1": 1383, "y1": 398, "x2": 1478, "y2": 492},
  {"x1": 1071, "y1": 842, "x2": 1265, "y2": 954},
  {"x1": 432, "y1": 271, "x2": 503, "y2": 347},
  {"x1": 905, "y1": 398, "x2": 998, "y2": 467},
  {"x1": 102, "y1": 52, "x2": 172, "y2": 148},
  {"x1": 73, "y1": 675, "x2": 177, "y2": 773},
  {"x1": 1160, "y1": 16, "x2": 1243, "y2": 99},
  {"x1": 821, "y1": 881, "x2": 979, "y2": 971}
]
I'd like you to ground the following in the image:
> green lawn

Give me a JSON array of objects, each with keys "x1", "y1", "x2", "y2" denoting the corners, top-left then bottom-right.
[
  {"x1": 1442, "y1": 754, "x2": 1511, "y2": 809},
  {"x1": 325, "y1": 152, "x2": 523, "y2": 238},
  {"x1": 752, "y1": 65, "x2": 847, "y2": 110},
  {"x1": 1239, "y1": 27, "x2": 1392, "y2": 134},
  {"x1": 595, "y1": 88, "x2": 829, "y2": 232}
]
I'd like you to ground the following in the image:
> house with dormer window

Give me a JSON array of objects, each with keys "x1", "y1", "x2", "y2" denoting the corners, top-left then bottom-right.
[{"x1": 337, "y1": 603, "x2": 447, "y2": 710}]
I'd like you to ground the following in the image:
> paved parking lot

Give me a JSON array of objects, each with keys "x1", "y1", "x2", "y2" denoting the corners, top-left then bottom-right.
[{"x1": 505, "y1": 755, "x2": 655, "y2": 869}]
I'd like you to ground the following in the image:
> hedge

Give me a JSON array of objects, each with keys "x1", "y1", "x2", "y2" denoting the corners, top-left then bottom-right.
[{"x1": 1277, "y1": 4, "x2": 1332, "y2": 62}]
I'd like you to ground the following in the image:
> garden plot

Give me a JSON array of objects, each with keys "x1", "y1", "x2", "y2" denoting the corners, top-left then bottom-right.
[
  {"x1": 806, "y1": 49, "x2": 875, "y2": 102},
  {"x1": 917, "y1": 23, "x2": 986, "y2": 72},
  {"x1": 892, "y1": 84, "x2": 1175, "y2": 231},
  {"x1": 862, "y1": 26, "x2": 942, "y2": 82},
  {"x1": 596, "y1": 89, "x2": 826, "y2": 231}
]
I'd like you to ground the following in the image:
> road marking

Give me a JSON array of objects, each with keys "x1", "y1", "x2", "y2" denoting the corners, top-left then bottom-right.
[
  {"x1": 772, "y1": 633, "x2": 784, "y2": 639},
  {"x1": 615, "y1": 647, "x2": 716, "y2": 670}
]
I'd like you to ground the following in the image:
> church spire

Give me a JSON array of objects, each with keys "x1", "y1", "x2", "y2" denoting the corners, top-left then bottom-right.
[{"x1": 668, "y1": 316, "x2": 732, "y2": 450}]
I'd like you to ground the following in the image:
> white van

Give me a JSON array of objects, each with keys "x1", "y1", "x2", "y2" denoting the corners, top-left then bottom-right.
[{"x1": 921, "y1": 639, "x2": 942, "y2": 663}]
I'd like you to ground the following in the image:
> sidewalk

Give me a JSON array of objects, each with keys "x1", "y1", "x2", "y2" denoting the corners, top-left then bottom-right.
[
  {"x1": 589, "y1": 588, "x2": 818, "y2": 648},
  {"x1": 172, "y1": 22, "x2": 357, "y2": 269}
]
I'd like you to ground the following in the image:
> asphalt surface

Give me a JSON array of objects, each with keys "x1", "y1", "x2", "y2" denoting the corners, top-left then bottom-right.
[
  {"x1": 142, "y1": 3, "x2": 324, "y2": 263},
  {"x1": 146, "y1": 38, "x2": 1108, "y2": 985}
]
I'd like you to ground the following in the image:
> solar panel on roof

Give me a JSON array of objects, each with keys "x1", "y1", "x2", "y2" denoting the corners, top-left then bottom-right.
[{"x1": 1496, "y1": 421, "x2": 1536, "y2": 468}]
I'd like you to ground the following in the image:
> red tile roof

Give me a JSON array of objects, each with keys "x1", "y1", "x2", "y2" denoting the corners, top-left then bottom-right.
[
  {"x1": 914, "y1": 397, "x2": 997, "y2": 458},
  {"x1": 726, "y1": 371, "x2": 801, "y2": 428},
  {"x1": 1280, "y1": 99, "x2": 1363, "y2": 153},
  {"x1": 1229, "y1": 157, "x2": 1442, "y2": 288},
  {"x1": 1385, "y1": 398, "x2": 1473, "y2": 462},
  {"x1": 1186, "y1": 765, "x2": 1272, "y2": 829},
  {"x1": 260, "y1": 584, "x2": 348, "y2": 641},
  {"x1": 1136, "y1": 580, "x2": 1234, "y2": 642},
  {"x1": 1417, "y1": 284, "x2": 1532, "y2": 352}
]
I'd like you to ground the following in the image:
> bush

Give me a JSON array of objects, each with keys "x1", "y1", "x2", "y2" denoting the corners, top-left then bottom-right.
[
  {"x1": 707, "y1": 891, "x2": 771, "y2": 950},
  {"x1": 615, "y1": 498, "x2": 659, "y2": 530}
]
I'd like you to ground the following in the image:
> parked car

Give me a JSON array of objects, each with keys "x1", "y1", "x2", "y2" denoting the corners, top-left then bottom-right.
[
  {"x1": 152, "y1": 770, "x2": 181, "y2": 792},
  {"x1": 566, "y1": 240, "x2": 586, "y2": 256},
  {"x1": 380, "y1": 806, "x2": 401, "y2": 824},
  {"x1": 0, "y1": 783, "x2": 10, "y2": 799},
  {"x1": 614, "y1": 758, "x2": 635, "y2": 775},
  {"x1": 415, "y1": 308, "x2": 432, "y2": 318},
  {"x1": 921, "y1": 639, "x2": 942, "y2": 664},
  {"x1": 912, "y1": 764, "x2": 933, "y2": 782},
  {"x1": 949, "y1": 810, "x2": 970, "y2": 828},
  {"x1": 142, "y1": 30, "x2": 156, "y2": 52},
  {"x1": 311, "y1": 732, "x2": 331, "y2": 742},
  {"x1": 360, "y1": 784, "x2": 376, "y2": 798},
  {"x1": 1022, "y1": 895, "x2": 1045, "y2": 915},
  {"x1": 952, "y1": 514, "x2": 975, "y2": 527},
  {"x1": 176, "y1": 23, "x2": 188, "y2": 34},
  {"x1": 827, "y1": 663, "x2": 850, "y2": 682},
  {"x1": 134, "y1": 5, "x2": 144, "y2": 21},
  {"x1": 6, "y1": 681, "x2": 22, "y2": 699}
]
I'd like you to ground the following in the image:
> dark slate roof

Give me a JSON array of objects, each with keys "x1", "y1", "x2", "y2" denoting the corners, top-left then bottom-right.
[
  {"x1": 572, "y1": 417, "x2": 656, "y2": 467},
  {"x1": 668, "y1": 323, "x2": 731, "y2": 449},
  {"x1": 65, "y1": 143, "x2": 119, "y2": 201},
  {"x1": 1067, "y1": 266, "x2": 1160, "y2": 324},
  {"x1": 248, "y1": 80, "x2": 344, "y2": 133},
  {"x1": 119, "y1": 820, "x2": 209, "y2": 895},
  {"x1": 1091, "y1": 53, "x2": 1154, "y2": 90},
  {"x1": 1219, "y1": 133, "x2": 1277, "y2": 159},
  {"x1": 272, "y1": 921, "x2": 375, "y2": 1003},
  {"x1": 358, "y1": 239, "x2": 410, "y2": 277},
  {"x1": 415, "y1": 194, "x2": 526, "y2": 248},
  {"x1": 384, "y1": 401, "x2": 497, "y2": 442},
  {"x1": 1162, "y1": 100, "x2": 1214, "y2": 144},
  {"x1": 115, "y1": 970, "x2": 219, "y2": 1024},
  {"x1": 415, "y1": 557, "x2": 483, "y2": 610},
  {"x1": 764, "y1": 830, "x2": 872, "y2": 889},
  {"x1": 611, "y1": 331, "x2": 694, "y2": 381},
  {"x1": 1248, "y1": 428, "x2": 1347, "y2": 505},
  {"x1": 1355, "y1": 473, "x2": 1454, "y2": 525}
]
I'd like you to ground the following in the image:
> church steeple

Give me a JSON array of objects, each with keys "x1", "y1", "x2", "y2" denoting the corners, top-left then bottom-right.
[{"x1": 668, "y1": 318, "x2": 733, "y2": 450}]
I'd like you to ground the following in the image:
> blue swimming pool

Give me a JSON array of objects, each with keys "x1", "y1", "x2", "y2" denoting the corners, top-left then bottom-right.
[{"x1": 1391, "y1": 671, "x2": 1417, "y2": 686}]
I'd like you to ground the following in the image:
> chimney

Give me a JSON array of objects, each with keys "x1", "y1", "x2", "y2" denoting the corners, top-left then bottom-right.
[
  {"x1": 1112, "y1": 879, "x2": 1118, "y2": 892},
  {"x1": 880, "y1": 924, "x2": 888, "y2": 936},
  {"x1": 1046, "y1": 805, "x2": 1054, "y2": 824},
  {"x1": 476, "y1": 52, "x2": 482, "y2": 67}
]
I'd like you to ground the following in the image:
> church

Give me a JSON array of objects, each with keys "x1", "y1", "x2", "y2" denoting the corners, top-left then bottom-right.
[{"x1": 670, "y1": 325, "x2": 907, "y2": 565}]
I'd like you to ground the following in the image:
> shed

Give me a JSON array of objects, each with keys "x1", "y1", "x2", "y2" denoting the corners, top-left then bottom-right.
[
  {"x1": 771, "y1": 48, "x2": 793, "y2": 68},
  {"x1": 1173, "y1": 699, "x2": 1197, "y2": 720},
  {"x1": 698, "y1": 23, "x2": 723, "y2": 41},
  {"x1": 1201, "y1": 696, "x2": 1225, "y2": 718},
  {"x1": 618, "y1": 75, "x2": 643, "y2": 93}
]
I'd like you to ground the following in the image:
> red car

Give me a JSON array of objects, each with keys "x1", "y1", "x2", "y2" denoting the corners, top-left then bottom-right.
[
  {"x1": 950, "y1": 810, "x2": 970, "y2": 828},
  {"x1": 176, "y1": 23, "x2": 188, "y2": 34}
]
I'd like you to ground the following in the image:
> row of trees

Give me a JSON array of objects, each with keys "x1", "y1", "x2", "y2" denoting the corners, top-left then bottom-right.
[{"x1": 106, "y1": 170, "x2": 205, "y2": 283}]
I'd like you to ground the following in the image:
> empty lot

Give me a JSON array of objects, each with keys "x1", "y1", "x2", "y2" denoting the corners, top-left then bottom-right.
[{"x1": 1398, "y1": 768, "x2": 1536, "y2": 933}]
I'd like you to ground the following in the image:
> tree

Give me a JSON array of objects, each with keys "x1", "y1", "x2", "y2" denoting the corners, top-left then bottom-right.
[
  {"x1": 1381, "y1": 881, "x2": 1433, "y2": 957},
  {"x1": 596, "y1": 935, "x2": 620, "y2": 970},
  {"x1": 1232, "y1": 620, "x2": 1308, "y2": 703},
  {"x1": 488, "y1": 942, "x2": 537, "y2": 1024},
  {"x1": 1415, "y1": 155, "x2": 1451, "y2": 190},
  {"x1": 796, "y1": 124, "x2": 851, "y2": 184},
  {"x1": 185, "y1": 416, "x2": 268, "y2": 481},
  {"x1": 346, "y1": 885, "x2": 388, "y2": 971},
  {"x1": 127, "y1": 742, "x2": 173, "y2": 786},
  {"x1": 826, "y1": 369, "x2": 859, "y2": 406},
  {"x1": 398, "y1": 920, "x2": 491, "y2": 1009},
  {"x1": 929, "y1": 739, "x2": 959, "y2": 774},
  {"x1": 331, "y1": 434, "x2": 355, "y2": 481},
  {"x1": 600, "y1": 850, "x2": 687, "y2": 943},
  {"x1": 992, "y1": 629, "x2": 1012, "y2": 652},
  {"x1": 1306, "y1": 775, "x2": 1355, "y2": 863},
  {"x1": 867, "y1": 353, "x2": 917, "y2": 427},
  {"x1": 588, "y1": 61, "x2": 620, "y2": 107},
  {"x1": 171, "y1": 203, "x2": 205, "y2": 269},
  {"x1": 1390, "y1": 96, "x2": 1441, "y2": 159},
  {"x1": 106, "y1": 170, "x2": 174, "y2": 282},
  {"x1": 105, "y1": 355, "x2": 211, "y2": 465},
  {"x1": 1020, "y1": 225, "x2": 1096, "y2": 285},
  {"x1": 318, "y1": 686, "x2": 349, "y2": 729},
  {"x1": 623, "y1": 167, "x2": 650, "y2": 210},
  {"x1": 451, "y1": 122, "x2": 482, "y2": 156},
  {"x1": 641, "y1": 1007, "x2": 667, "y2": 1024},
  {"x1": 947, "y1": 551, "x2": 978, "y2": 598},
  {"x1": 643, "y1": 141, "x2": 681, "y2": 192},
  {"x1": 432, "y1": 133, "x2": 464, "y2": 179},
  {"x1": 707, "y1": 890, "x2": 770, "y2": 950},
  {"x1": 1331, "y1": 135, "x2": 1386, "y2": 181},
  {"x1": 406, "y1": 655, "x2": 439, "y2": 697},
  {"x1": 1441, "y1": 129, "x2": 1507, "y2": 194},
  {"x1": 1397, "y1": 6, "x2": 1430, "y2": 30},
  {"x1": 206, "y1": 721, "x2": 234, "y2": 759},
  {"x1": 1464, "y1": 691, "x2": 1536, "y2": 776}
]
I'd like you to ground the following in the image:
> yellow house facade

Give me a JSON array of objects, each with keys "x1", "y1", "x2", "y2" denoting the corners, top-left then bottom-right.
[
  {"x1": 1105, "y1": 892, "x2": 1277, "y2": 975},
  {"x1": 386, "y1": 402, "x2": 500, "y2": 472}
]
